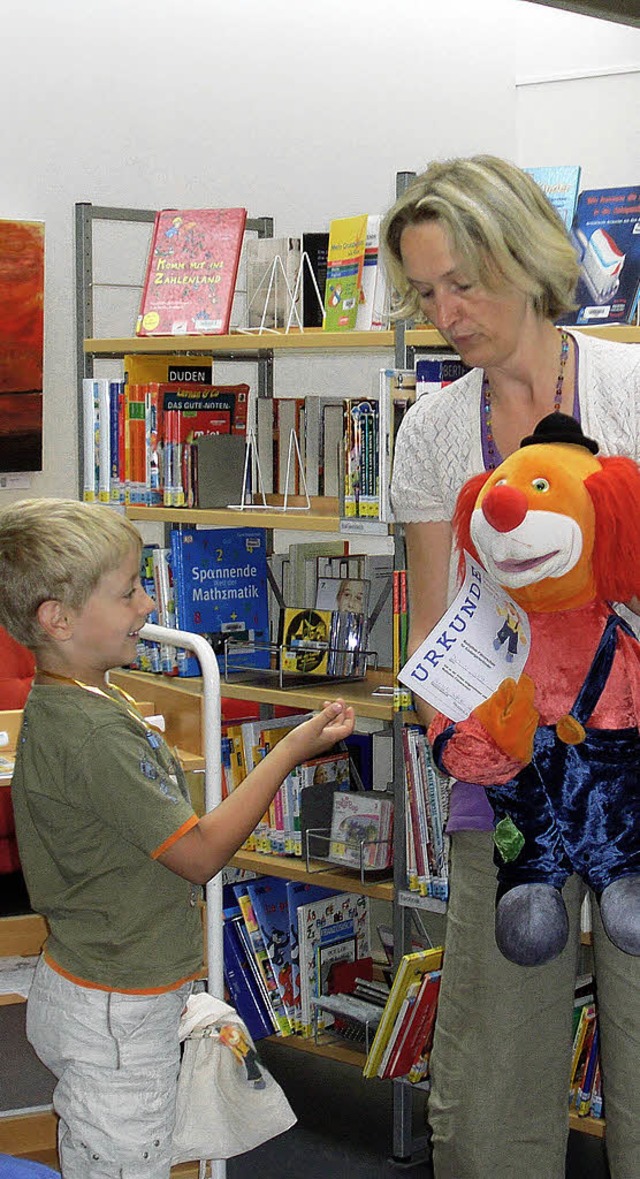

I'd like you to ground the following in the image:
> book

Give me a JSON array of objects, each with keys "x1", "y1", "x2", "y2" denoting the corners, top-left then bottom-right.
[
  {"x1": 524, "y1": 165, "x2": 582, "y2": 231},
  {"x1": 302, "y1": 231, "x2": 329, "y2": 327},
  {"x1": 381, "y1": 969, "x2": 441, "y2": 1080},
  {"x1": 159, "y1": 381, "x2": 248, "y2": 506},
  {"x1": 328, "y1": 791, "x2": 394, "y2": 871},
  {"x1": 414, "y1": 355, "x2": 469, "y2": 398},
  {"x1": 222, "y1": 906, "x2": 276, "y2": 1041},
  {"x1": 245, "y1": 876, "x2": 297, "y2": 1024},
  {"x1": 136, "y1": 207, "x2": 247, "y2": 336},
  {"x1": 323, "y1": 214, "x2": 368, "y2": 331},
  {"x1": 169, "y1": 525, "x2": 270, "y2": 674},
  {"x1": 285, "y1": 881, "x2": 339, "y2": 1030},
  {"x1": 233, "y1": 883, "x2": 293, "y2": 1036},
  {"x1": 344, "y1": 728, "x2": 393, "y2": 793},
  {"x1": 363, "y1": 946, "x2": 443, "y2": 1079},
  {"x1": 562, "y1": 185, "x2": 640, "y2": 326},
  {"x1": 124, "y1": 354, "x2": 214, "y2": 387},
  {"x1": 343, "y1": 398, "x2": 380, "y2": 519},
  {"x1": 296, "y1": 751, "x2": 352, "y2": 859},
  {"x1": 378, "y1": 368, "x2": 417, "y2": 523},
  {"x1": 296, "y1": 891, "x2": 371, "y2": 1037},
  {"x1": 355, "y1": 214, "x2": 389, "y2": 331},
  {"x1": 315, "y1": 576, "x2": 370, "y2": 616},
  {"x1": 245, "y1": 235, "x2": 301, "y2": 329}
]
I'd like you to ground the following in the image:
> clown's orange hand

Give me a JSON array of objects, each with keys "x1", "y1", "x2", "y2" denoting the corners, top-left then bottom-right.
[{"x1": 472, "y1": 674, "x2": 539, "y2": 764}]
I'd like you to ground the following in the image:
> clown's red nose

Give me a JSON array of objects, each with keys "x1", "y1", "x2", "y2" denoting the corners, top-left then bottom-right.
[{"x1": 481, "y1": 484, "x2": 528, "y2": 533}]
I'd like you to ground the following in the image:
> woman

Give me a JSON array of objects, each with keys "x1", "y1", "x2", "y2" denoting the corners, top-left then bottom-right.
[{"x1": 383, "y1": 155, "x2": 640, "y2": 1179}]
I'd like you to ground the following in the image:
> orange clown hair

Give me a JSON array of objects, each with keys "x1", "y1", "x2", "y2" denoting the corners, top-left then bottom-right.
[{"x1": 453, "y1": 455, "x2": 640, "y2": 604}]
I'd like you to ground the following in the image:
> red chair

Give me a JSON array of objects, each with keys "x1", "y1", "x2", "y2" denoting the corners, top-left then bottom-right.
[{"x1": 0, "y1": 627, "x2": 35, "y2": 876}]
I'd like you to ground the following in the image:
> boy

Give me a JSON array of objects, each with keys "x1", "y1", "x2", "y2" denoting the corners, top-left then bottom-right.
[{"x1": 0, "y1": 499, "x2": 355, "y2": 1179}]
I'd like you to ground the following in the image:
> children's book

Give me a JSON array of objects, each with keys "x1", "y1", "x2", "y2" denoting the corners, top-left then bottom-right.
[
  {"x1": 380, "y1": 969, "x2": 441, "y2": 1080},
  {"x1": 296, "y1": 891, "x2": 370, "y2": 1037},
  {"x1": 222, "y1": 907, "x2": 276, "y2": 1041},
  {"x1": 328, "y1": 791, "x2": 394, "y2": 871},
  {"x1": 245, "y1": 876, "x2": 296, "y2": 1024},
  {"x1": 323, "y1": 214, "x2": 368, "y2": 331},
  {"x1": 169, "y1": 526, "x2": 270, "y2": 674},
  {"x1": 232, "y1": 883, "x2": 293, "y2": 1037},
  {"x1": 285, "y1": 881, "x2": 339, "y2": 1031},
  {"x1": 363, "y1": 946, "x2": 443, "y2": 1078},
  {"x1": 136, "y1": 207, "x2": 247, "y2": 336},
  {"x1": 562, "y1": 185, "x2": 640, "y2": 326},
  {"x1": 343, "y1": 398, "x2": 380, "y2": 519},
  {"x1": 524, "y1": 165, "x2": 582, "y2": 231}
]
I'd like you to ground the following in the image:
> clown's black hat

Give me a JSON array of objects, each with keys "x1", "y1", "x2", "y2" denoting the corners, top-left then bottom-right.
[{"x1": 520, "y1": 412, "x2": 599, "y2": 455}]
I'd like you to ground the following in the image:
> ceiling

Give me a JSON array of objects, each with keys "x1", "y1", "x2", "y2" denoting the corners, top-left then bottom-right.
[{"x1": 525, "y1": 0, "x2": 640, "y2": 27}]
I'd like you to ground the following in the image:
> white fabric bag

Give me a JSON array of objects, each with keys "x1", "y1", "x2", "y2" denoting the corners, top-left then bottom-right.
[{"x1": 171, "y1": 993, "x2": 297, "y2": 1164}]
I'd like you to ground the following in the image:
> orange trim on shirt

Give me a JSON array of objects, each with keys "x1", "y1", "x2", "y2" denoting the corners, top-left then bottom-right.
[
  {"x1": 43, "y1": 951, "x2": 202, "y2": 995},
  {"x1": 152, "y1": 813, "x2": 200, "y2": 859}
]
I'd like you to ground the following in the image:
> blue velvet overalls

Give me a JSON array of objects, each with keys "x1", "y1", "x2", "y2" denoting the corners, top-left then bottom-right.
[
  {"x1": 487, "y1": 612, "x2": 640, "y2": 896},
  {"x1": 434, "y1": 612, "x2": 640, "y2": 897}
]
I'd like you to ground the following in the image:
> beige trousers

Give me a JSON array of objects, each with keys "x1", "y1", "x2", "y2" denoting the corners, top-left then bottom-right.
[
  {"x1": 26, "y1": 957, "x2": 192, "y2": 1179},
  {"x1": 428, "y1": 830, "x2": 640, "y2": 1179}
]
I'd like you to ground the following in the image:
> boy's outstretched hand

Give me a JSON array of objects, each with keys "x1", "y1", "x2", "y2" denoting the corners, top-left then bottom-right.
[{"x1": 286, "y1": 699, "x2": 355, "y2": 765}]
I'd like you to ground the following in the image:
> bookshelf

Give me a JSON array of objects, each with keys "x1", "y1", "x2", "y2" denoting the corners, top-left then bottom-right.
[{"x1": 73, "y1": 203, "x2": 639, "y2": 1164}]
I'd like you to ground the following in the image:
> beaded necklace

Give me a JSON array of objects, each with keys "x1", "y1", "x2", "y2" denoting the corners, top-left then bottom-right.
[{"x1": 481, "y1": 330, "x2": 570, "y2": 470}]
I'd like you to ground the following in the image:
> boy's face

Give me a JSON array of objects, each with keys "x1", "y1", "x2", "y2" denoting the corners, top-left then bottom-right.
[{"x1": 63, "y1": 546, "x2": 154, "y2": 686}]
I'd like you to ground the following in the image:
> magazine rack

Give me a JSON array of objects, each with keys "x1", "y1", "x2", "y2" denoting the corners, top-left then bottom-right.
[
  {"x1": 222, "y1": 638, "x2": 374, "y2": 689},
  {"x1": 304, "y1": 829, "x2": 394, "y2": 882}
]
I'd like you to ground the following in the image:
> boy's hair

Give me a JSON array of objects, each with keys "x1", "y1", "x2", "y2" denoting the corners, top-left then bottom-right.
[
  {"x1": 0, "y1": 499, "x2": 142, "y2": 648},
  {"x1": 381, "y1": 154, "x2": 579, "y2": 322}
]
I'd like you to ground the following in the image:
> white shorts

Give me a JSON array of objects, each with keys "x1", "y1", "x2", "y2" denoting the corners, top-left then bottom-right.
[{"x1": 26, "y1": 956, "x2": 192, "y2": 1179}]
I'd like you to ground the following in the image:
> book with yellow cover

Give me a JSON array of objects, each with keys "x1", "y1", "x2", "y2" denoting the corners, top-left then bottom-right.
[
  {"x1": 323, "y1": 214, "x2": 368, "y2": 331},
  {"x1": 363, "y1": 946, "x2": 444, "y2": 1078}
]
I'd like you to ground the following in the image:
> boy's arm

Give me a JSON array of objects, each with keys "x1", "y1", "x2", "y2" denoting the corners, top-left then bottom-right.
[{"x1": 158, "y1": 699, "x2": 355, "y2": 884}]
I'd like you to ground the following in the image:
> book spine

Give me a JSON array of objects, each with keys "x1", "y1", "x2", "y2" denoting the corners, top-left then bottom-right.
[
  {"x1": 97, "y1": 379, "x2": 111, "y2": 503},
  {"x1": 82, "y1": 378, "x2": 98, "y2": 503},
  {"x1": 109, "y1": 380, "x2": 125, "y2": 504}
]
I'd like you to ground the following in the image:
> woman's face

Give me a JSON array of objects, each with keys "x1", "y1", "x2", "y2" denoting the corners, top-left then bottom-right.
[{"x1": 399, "y1": 219, "x2": 531, "y2": 370}]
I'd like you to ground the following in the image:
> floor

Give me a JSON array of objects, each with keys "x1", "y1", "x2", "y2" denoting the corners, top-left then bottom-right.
[{"x1": 0, "y1": 1019, "x2": 611, "y2": 1178}]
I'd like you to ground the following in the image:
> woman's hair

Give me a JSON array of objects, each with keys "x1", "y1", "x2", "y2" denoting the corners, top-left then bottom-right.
[
  {"x1": 0, "y1": 498, "x2": 142, "y2": 648},
  {"x1": 381, "y1": 155, "x2": 579, "y2": 322}
]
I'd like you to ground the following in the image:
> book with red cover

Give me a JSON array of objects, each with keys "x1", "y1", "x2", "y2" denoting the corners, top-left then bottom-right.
[
  {"x1": 136, "y1": 207, "x2": 247, "y2": 337},
  {"x1": 381, "y1": 970, "x2": 441, "y2": 1079}
]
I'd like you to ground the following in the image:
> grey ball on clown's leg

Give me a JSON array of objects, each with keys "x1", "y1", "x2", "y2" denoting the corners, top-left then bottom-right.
[
  {"x1": 495, "y1": 883, "x2": 569, "y2": 966},
  {"x1": 599, "y1": 874, "x2": 640, "y2": 955}
]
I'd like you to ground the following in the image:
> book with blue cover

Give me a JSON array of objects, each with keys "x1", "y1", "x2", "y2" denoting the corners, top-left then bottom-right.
[
  {"x1": 169, "y1": 525, "x2": 270, "y2": 675},
  {"x1": 561, "y1": 185, "x2": 640, "y2": 326},
  {"x1": 222, "y1": 911, "x2": 276, "y2": 1041},
  {"x1": 246, "y1": 876, "x2": 297, "y2": 1024},
  {"x1": 285, "y1": 880, "x2": 339, "y2": 1030},
  {"x1": 524, "y1": 165, "x2": 582, "y2": 231}
]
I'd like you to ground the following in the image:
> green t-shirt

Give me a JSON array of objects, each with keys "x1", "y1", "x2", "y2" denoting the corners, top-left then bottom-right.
[{"x1": 12, "y1": 684, "x2": 203, "y2": 990}]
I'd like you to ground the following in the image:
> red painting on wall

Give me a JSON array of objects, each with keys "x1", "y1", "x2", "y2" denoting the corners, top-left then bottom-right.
[{"x1": 0, "y1": 219, "x2": 44, "y2": 471}]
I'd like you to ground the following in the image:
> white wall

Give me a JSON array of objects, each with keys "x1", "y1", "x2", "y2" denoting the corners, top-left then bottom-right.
[
  {"x1": 515, "y1": 3, "x2": 640, "y2": 183},
  {"x1": 0, "y1": 0, "x2": 638, "y2": 500}
]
